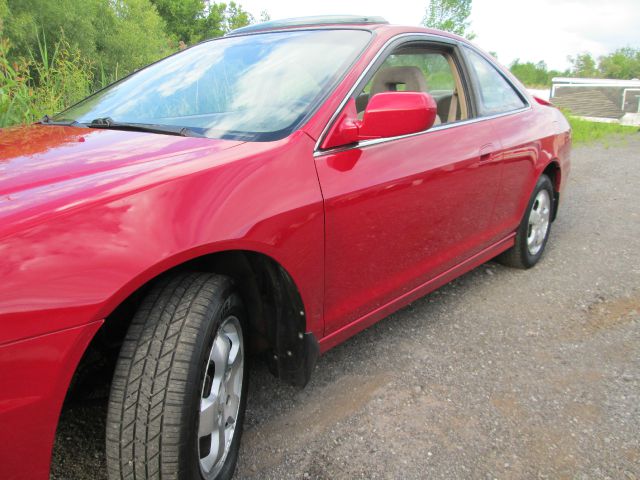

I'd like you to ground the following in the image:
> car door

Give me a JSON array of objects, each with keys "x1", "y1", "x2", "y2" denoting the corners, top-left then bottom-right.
[{"x1": 315, "y1": 37, "x2": 504, "y2": 335}]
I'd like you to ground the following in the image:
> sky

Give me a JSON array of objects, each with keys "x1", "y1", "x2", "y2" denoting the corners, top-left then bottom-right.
[{"x1": 236, "y1": 0, "x2": 640, "y2": 71}]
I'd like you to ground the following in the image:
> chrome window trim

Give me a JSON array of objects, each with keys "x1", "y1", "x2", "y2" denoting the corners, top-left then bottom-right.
[
  {"x1": 313, "y1": 32, "x2": 531, "y2": 158},
  {"x1": 313, "y1": 106, "x2": 530, "y2": 157},
  {"x1": 313, "y1": 33, "x2": 452, "y2": 153},
  {"x1": 460, "y1": 44, "x2": 531, "y2": 113}
]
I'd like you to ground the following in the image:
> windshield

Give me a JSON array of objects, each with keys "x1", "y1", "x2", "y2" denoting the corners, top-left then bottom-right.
[{"x1": 54, "y1": 29, "x2": 371, "y2": 141}]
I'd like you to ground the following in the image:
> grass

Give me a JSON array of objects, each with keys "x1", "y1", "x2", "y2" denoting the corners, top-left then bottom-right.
[{"x1": 566, "y1": 114, "x2": 638, "y2": 145}]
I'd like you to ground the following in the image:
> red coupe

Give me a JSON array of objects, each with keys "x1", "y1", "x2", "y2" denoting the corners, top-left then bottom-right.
[{"x1": 0, "y1": 15, "x2": 570, "y2": 480}]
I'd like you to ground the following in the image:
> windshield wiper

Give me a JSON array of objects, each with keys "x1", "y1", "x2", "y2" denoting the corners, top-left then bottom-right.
[
  {"x1": 39, "y1": 114, "x2": 81, "y2": 126},
  {"x1": 88, "y1": 117, "x2": 202, "y2": 137}
]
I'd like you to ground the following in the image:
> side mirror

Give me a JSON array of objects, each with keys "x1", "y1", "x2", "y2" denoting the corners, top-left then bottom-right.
[
  {"x1": 359, "y1": 92, "x2": 438, "y2": 139},
  {"x1": 321, "y1": 92, "x2": 438, "y2": 149}
]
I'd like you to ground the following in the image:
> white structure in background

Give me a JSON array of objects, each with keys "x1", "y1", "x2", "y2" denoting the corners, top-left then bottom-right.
[{"x1": 550, "y1": 77, "x2": 640, "y2": 126}]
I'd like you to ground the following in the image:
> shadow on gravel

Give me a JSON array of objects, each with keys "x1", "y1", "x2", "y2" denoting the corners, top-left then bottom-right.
[{"x1": 50, "y1": 263, "x2": 495, "y2": 480}]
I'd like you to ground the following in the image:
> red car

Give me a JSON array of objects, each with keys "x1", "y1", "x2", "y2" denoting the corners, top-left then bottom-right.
[{"x1": 0, "y1": 15, "x2": 570, "y2": 480}]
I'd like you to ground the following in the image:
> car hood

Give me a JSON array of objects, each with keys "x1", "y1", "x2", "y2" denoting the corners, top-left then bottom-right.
[
  {"x1": 0, "y1": 124, "x2": 245, "y2": 195},
  {"x1": 0, "y1": 124, "x2": 244, "y2": 232}
]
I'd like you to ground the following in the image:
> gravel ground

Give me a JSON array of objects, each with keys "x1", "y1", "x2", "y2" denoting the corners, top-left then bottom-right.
[{"x1": 52, "y1": 136, "x2": 640, "y2": 479}]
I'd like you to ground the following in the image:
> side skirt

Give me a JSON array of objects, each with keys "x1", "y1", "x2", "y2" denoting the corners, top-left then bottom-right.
[{"x1": 318, "y1": 233, "x2": 516, "y2": 353}]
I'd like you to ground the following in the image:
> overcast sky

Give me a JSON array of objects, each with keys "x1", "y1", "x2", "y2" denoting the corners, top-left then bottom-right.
[{"x1": 237, "y1": 0, "x2": 640, "y2": 70}]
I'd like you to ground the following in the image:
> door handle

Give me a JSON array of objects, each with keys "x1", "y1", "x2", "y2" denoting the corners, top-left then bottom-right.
[{"x1": 479, "y1": 143, "x2": 497, "y2": 162}]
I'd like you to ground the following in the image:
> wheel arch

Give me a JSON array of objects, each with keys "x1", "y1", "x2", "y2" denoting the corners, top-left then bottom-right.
[
  {"x1": 542, "y1": 160, "x2": 561, "y2": 221},
  {"x1": 67, "y1": 247, "x2": 320, "y2": 407}
]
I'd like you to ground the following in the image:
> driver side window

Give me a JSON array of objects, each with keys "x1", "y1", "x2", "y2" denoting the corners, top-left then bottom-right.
[{"x1": 356, "y1": 46, "x2": 468, "y2": 127}]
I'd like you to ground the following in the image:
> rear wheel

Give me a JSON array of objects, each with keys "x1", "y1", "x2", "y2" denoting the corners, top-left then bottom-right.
[
  {"x1": 106, "y1": 272, "x2": 248, "y2": 480},
  {"x1": 496, "y1": 174, "x2": 554, "y2": 269}
]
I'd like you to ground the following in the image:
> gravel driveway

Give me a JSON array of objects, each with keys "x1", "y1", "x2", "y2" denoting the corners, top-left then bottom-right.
[{"x1": 52, "y1": 136, "x2": 640, "y2": 479}]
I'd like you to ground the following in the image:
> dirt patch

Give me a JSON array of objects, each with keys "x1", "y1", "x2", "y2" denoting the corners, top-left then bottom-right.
[{"x1": 584, "y1": 293, "x2": 640, "y2": 332}]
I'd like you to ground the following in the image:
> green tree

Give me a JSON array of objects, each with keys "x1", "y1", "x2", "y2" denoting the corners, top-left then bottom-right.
[
  {"x1": 422, "y1": 0, "x2": 475, "y2": 40},
  {"x1": 149, "y1": 0, "x2": 204, "y2": 44},
  {"x1": 199, "y1": 2, "x2": 252, "y2": 39},
  {"x1": 510, "y1": 60, "x2": 546, "y2": 87},
  {"x1": 99, "y1": 0, "x2": 172, "y2": 76},
  {"x1": 4, "y1": 0, "x2": 171, "y2": 79},
  {"x1": 509, "y1": 59, "x2": 568, "y2": 87},
  {"x1": 5, "y1": 0, "x2": 105, "y2": 60},
  {"x1": 598, "y1": 47, "x2": 640, "y2": 80},
  {"x1": 259, "y1": 10, "x2": 271, "y2": 22},
  {"x1": 149, "y1": 0, "x2": 253, "y2": 44},
  {"x1": 0, "y1": 0, "x2": 8, "y2": 29},
  {"x1": 220, "y1": 2, "x2": 253, "y2": 32},
  {"x1": 568, "y1": 52, "x2": 599, "y2": 78}
]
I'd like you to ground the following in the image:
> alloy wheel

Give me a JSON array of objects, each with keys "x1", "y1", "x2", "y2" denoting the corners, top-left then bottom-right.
[
  {"x1": 526, "y1": 189, "x2": 551, "y2": 255},
  {"x1": 198, "y1": 316, "x2": 244, "y2": 478}
]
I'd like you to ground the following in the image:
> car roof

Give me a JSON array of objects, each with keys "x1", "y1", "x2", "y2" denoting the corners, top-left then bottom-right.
[
  {"x1": 227, "y1": 15, "x2": 389, "y2": 35},
  {"x1": 225, "y1": 15, "x2": 466, "y2": 44}
]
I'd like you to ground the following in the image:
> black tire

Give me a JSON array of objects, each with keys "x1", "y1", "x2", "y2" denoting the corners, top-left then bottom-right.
[
  {"x1": 496, "y1": 174, "x2": 555, "y2": 269},
  {"x1": 106, "y1": 272, "x2": 248, "y2": 480}
]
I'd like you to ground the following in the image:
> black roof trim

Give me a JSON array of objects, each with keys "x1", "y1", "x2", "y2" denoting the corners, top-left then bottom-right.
[{"x1": 227, "y1": 15, "x2": 388, "y2": 36}]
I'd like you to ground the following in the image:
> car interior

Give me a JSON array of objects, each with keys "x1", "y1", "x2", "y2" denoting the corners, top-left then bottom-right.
[{"x1": 356, "y1": 46, "x2": 468, "y2": 128}]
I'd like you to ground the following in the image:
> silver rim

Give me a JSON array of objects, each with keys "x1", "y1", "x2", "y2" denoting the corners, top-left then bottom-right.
[
  {"x1": 198, "y1": 316, "x2": 244, "y2": 478},
  {"x1": 527, "y1": 189, "x2": 551, "y2": 256}
]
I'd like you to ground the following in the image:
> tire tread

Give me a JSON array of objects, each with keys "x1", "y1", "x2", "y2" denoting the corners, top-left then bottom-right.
[{"x1": 106, "y1": 272, "x2": 234, "y2": 480}]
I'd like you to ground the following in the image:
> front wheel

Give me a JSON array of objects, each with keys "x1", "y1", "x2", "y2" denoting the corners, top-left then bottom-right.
[
  {"x1": 496, "y1": 174, "x2": 554, "y2": 269},
  {"x1": 106, "y1": 272, "x2": 248, "y2": 480}
]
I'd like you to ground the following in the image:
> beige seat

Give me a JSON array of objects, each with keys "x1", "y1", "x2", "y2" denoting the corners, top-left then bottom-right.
[{"x1": 370, "y1": 66, "x2": 441, "y2": 125}]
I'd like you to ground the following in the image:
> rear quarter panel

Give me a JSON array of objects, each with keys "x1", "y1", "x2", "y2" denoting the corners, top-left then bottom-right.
[{"x1": 490, "y1": 104, "x2": 570, "y2": 238}]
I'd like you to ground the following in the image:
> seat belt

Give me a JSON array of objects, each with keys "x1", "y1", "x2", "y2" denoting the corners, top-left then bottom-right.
[{"x1": 448, "y1": 90, "x2": 458, "y2": 123}]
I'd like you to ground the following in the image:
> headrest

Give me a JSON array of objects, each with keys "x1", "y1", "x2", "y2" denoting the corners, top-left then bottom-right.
[{"x1": 371, "y1": 66, "x2": 428, "y2": 96}]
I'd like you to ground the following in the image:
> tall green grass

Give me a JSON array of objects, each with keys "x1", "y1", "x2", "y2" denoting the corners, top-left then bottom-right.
[
  {"x1": 28, "y1": 30, "x2": 95, "y2": 119},
  {"x1": 0, "y1": 37, "x2": 34, "y2": 126},
  {"x1": 0, "y1": 30, "x2": 106, "y2": 128}
]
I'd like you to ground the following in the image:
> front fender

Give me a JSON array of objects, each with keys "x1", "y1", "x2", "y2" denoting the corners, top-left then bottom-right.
[
  {"x1": 0, "y1": 131, "x2": 324, "y2": 345},
  {"x1": 0, "y1": 320, "x2": 102, "y2": 480}
]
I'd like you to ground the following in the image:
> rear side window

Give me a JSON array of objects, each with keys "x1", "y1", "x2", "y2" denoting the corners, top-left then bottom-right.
[{"x1": 464, "y1": 47, "x2": 526, "y2": 116}]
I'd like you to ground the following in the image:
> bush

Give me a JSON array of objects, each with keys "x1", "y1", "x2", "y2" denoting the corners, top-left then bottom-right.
[{"x1": 0, "y1": 0, "x2": 255, "y2": 128}]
